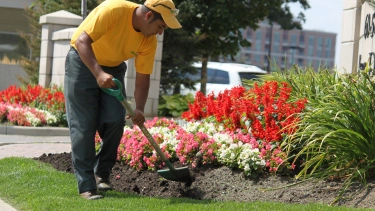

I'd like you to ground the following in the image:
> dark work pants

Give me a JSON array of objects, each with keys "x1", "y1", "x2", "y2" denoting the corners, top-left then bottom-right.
[{"x1": 64, "y1": 47, "x2": 126, "y2": 194}]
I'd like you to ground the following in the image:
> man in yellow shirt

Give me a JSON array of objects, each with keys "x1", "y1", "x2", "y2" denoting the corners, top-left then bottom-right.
[{"x1": 64, "y1": 0, "x2": 181, "y2": 200}]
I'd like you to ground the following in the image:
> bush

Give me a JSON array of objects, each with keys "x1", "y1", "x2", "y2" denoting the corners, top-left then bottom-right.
[{"x1": 158, "y1": 93, "x2": 194, "y2": 117}]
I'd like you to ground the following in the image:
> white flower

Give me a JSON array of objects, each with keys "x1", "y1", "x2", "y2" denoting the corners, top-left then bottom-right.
[
  {"x1": 213, "y1": 133, "x2": 232, "y2": 143},
  {"x1": 40, "y1": 110, "x2": 58, "y2": 125},
  {"x1": 148, "y1": 126, "x2": 179, "y2": 150},
  {"x1": 25, "y1": 111, "x2": 41, "y2": 126}
]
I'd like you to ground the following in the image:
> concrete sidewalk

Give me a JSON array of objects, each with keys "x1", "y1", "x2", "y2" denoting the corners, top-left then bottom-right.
[{"x1": 0, "y1": 132, "x2": 71, "y2": 211}]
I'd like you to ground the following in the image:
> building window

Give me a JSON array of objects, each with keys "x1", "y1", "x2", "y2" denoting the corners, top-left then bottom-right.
[
  {"x1": 299, "y1": 34, "x2": 305, "y2": 43},
  {"x1": 246, "y1": 29, "x2": 253, "y2": 39},
  {"x1": 273, "y1": 32, "x2": 280, "y2": 53},
  {"x1": 325, "y1": 38, "x2": 332, "y2": 48},
  {"x1": 273, "y1": 43, "x2": 279, "y2": 53},
  {"x1": 254, "y1": 54, "x2": 261, "y2": 63},
  {"x1": 317, "y1": 48, "x2": 322, "y2": 57},
  {"x1": 317, "y1": 37, "x2": 323, "y2": 48},
  {"x1": 325, "y1": 49, "x2": 331, "y2": 57},
  {"x1": 308, "y1": 36, "x2": 314, "y2": 46},
  {"x1": 254, "y1": 30, "x2": 262, "y2": 51},
  {"x1": 274, "y1": 32, "x2": 280, "y2": 43},
  {"x1": 291, "y1": 34, "x2": 297, "y2": 45},
  {"x1": 256, "y1": 30, "x2": 262, "y2": 40},
  {"x1": 308, "y1": 47, "x2": 314, "y2": 56},
  {"x1": 325, "y1": 38, "x2": 332, "y2": 57},
  {"x1": 283, "y1": 31, "x2": 289, "y2": 42},
  {"x1": 0, "y1": 32, "x2": 30, "y2": 63},
  {"x1": 298, "y1": 58, "x2": 304, "y2": 66},
  {"x1": 316, "y1": 37, "x2": 323, "y2": 57},
  {"x1": 255, "y1": 41, "x2": 262, "y2": 51}
]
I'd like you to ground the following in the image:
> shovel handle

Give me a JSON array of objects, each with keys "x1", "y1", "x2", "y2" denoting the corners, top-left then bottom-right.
[
  {"x1": 119, "y1": 99, "x2": 176, "y2": 171},
  {"x1": 102, "y1": 79, "x2": 177, "y2": 171}
]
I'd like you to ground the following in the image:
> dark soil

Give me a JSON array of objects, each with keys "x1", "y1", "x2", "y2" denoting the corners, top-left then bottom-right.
[{"x1": 34, "y1": 152, "x2": 375, "y2": 209}]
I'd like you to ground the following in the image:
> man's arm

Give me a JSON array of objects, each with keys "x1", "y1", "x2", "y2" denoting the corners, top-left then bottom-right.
[
  {"x1": 130, "y1": 72, "x2": 150, "y2": 125},
  {"x1": 75, "y1": 31, "x2": 115, "y2": 88}
]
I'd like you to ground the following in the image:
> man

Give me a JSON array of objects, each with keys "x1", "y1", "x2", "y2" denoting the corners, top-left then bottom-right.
[{"x1": 64, "y1": 0, "x2": 181, "y2": 200}]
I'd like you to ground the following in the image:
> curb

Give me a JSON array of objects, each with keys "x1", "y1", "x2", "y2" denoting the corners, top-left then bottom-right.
[{"x1": 0, "y1": 125, "x2": 69, "y2": 136}]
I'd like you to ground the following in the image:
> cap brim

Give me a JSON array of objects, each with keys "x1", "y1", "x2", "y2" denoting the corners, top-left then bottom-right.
[{"x1": 162, "y1": 15, "x2": 182, "y2": 29}]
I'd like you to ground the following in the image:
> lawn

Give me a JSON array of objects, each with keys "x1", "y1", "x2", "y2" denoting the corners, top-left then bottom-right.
[{"x1": 0, "y1": 157, "x2": 370, "y2": 211}]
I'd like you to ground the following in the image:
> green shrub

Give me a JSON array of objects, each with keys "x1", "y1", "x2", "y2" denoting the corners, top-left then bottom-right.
[
  {"x1": 259, "y1": 67, "x2": 375, "y2": 202},
  {"x1": 158, "y1": 93, "x2": 194, "y2": 117}
]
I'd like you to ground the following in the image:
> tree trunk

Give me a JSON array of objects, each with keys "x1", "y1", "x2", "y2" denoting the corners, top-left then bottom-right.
[{"x1": 200, "y1": 54, "x2": 208, "y2": 95}]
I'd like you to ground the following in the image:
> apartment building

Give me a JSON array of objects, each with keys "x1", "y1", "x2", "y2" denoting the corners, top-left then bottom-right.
[
  {"x1": 0, "y1": 0, "x2": 34, "y2": 63},
  {"x1": 226, "y1": 21, "x2": 337, "y2": 71}
]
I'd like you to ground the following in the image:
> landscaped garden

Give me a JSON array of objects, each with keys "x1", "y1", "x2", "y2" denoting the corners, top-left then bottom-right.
[{"x1": 1, "y1": 66, "x2": 375, "y2": 209}]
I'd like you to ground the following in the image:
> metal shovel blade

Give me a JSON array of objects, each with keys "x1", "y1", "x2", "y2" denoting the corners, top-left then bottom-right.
[{"x1": 157, "y1": 166, "x2": 191, "y2": 182}]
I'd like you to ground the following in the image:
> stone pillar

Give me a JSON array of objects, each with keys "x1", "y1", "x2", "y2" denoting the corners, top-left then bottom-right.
[
  {"x1": 50, "y1": 28, "x2": 77, "y2": 86},
  {"x1": 124, "y1": 34, "x2": 163, "y2": 117},
  {"x1": 38, "y1": 10, "x2": 82, "y2": 87},
  {"x1": 339, "y1": 0, "x2": 363, "y2": 74}
]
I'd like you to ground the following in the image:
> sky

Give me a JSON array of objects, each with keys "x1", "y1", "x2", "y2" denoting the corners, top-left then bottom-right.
[{"x1": 289, "y1": 0, "x2": 343, "y2": 65}]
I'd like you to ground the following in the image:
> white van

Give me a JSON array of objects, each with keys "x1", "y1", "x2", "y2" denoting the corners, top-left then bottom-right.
[{"x1": 180, "y1": 62, "x2": 267, "y2": 96}]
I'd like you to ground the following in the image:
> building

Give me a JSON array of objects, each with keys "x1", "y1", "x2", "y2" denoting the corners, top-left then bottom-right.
[
  {"x1": 224, "y1": 21, "x2": 337, "y2": 71},
  {"x1": 0, "y1": 0, "x2": 33, "y2": 63}
]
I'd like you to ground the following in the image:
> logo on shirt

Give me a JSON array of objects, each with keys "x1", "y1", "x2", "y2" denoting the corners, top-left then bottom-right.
[{"x1": 131, "y1": 51, "x2": 138, "y2": 57}]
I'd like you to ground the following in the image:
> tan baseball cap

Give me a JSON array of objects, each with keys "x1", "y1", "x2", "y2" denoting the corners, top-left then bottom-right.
[{"x1": 144, "y1": 0, "x2": 182, "y2": 29}]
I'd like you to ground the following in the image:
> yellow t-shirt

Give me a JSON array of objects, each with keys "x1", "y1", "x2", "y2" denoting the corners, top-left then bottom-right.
[{"x1": 70, "y1": 0, "x2": 157, "y2": 74}]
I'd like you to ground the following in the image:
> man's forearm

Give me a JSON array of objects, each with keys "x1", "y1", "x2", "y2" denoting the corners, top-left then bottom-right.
[{"x1": 134, "y1": 73, "x2": 150, "y2": 112}]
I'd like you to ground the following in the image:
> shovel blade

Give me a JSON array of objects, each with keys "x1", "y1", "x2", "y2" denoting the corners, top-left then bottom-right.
[{"x1": 157, "y1": 166, "x2": 191, "y2": 182}]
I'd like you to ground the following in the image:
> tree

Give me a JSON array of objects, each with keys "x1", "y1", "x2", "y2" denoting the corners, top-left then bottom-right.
[
  {"x1": 158, "y1": 28, "x2": 199, "y2": 95},
  {"x1": 176, "y1": 0, "x2": 310, "y2": 95},
  {"x1": 19, "y1": 0, "x2": 103, "y2": 85}
]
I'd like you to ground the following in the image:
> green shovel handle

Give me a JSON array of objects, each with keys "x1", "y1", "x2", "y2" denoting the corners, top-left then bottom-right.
[
  {"x1": 101, "y1": 78, "x2": 125, "y2": 101},
  {"x1": 101, "y1": 79, "x2": 176, "y2": 171},
  {"x1": 101, "y1": 78, "x2": 135, "y2": 117}
]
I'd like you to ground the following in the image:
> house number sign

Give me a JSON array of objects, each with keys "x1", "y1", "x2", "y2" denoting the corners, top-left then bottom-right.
[{"x1": 364, "y1": 12, "x2": 375, "y2": 39}]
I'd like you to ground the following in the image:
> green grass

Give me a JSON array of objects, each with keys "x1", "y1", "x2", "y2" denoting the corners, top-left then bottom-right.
[{"x1": 0, "y1": 157, "x2": 371, "y2": 211}]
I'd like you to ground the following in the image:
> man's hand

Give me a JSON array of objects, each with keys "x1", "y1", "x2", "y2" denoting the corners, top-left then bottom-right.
[
  {"x1": 96, "y1": 72, "x2": 115, "y2": 88},
  {"x1": 127, "y1": 109, "x2": 145, "y2": 126}
]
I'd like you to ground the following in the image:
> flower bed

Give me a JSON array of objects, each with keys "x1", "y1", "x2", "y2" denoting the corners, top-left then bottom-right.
[
  {"x1": 0, "y1": 85, "x2": 66, "y2": 126},
  {"x1": 0, "y1": 81, "x2": 308, "y2": 177},
  {"x1": 96, "y1": 81, "x2": 307, "y2": 177}
]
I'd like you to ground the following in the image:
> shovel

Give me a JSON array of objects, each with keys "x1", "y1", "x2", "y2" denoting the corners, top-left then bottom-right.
[{"x1": 101, "y1": 78, "x2": 191, "y2": 182}]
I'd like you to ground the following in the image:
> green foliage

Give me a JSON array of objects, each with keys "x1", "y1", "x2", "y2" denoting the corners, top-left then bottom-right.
[
  {"x1": 260, "y1": 67, "x2": 375, "y2": 203},
  {"x1": 244, "y1": 65, "x2": 339, "y2": 103},
  {"x1": 177, "y1": 0, "x2": 309, "y2": 95},
  {"x1": 158, "y1": 25, "x2": 198, "y2": 95},
  {"x1": 180, "y1": 0, "x2": 309, "y2": 59},
  {"x1": 158, "y1": 94, "x2": 194, "y2": 117}
]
